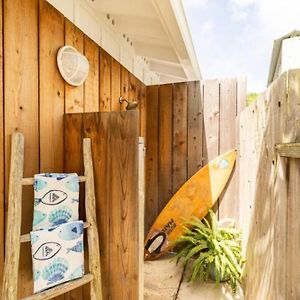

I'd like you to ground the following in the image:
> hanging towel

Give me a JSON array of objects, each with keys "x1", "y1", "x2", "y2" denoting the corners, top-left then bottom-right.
[
  {"x1": 33, "y1": 173, "x2": 79, "y2": 231},
  {"x1": 31, "y1": 220, "x2": 84, "y2": 293}
]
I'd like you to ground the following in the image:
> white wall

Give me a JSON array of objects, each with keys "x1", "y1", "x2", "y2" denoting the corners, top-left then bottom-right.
[{"x1": 281, "y1": 36, "x2": 300, "y2": 74}]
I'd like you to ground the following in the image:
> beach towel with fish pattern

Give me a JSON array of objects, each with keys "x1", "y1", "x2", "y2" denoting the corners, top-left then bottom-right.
[
  {"x1": 33, "y1": 173, "x2": 79, "y2": 230},
  {"x1": 30, "y1": 221, "x2": 84, "y2": 293}
]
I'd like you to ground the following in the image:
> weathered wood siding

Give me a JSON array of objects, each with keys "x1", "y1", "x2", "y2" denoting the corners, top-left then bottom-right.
[
  {"x1": 145, "y1": 78, "x2": 246, "y2": 231},
  {"x1": 0, "y1": 0, "x2": 145, "y2": 298},
  {"x1": 239, "y1": 70, "x2": 300, "y2": 299}
]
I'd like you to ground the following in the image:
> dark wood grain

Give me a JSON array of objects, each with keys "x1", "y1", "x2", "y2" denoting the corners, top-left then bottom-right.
[
  {"x1": 172, "y1": 83, "x2": 188, "y2": 194},
  {"x1": 145, "y1": 86, "x2": 159, "y2": 232},
  {"x1": 109, "y1": 111, "x2": 139, "y2": 300},
  {"x1": 158, "y1": 84, "x2": 173, "y2": 212}
]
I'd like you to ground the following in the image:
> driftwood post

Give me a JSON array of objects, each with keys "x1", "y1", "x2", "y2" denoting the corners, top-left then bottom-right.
[
  {"x1": 1, "y1": 132, "x2": 24, "y2": 300},
  {"x1": 83, "y1": 138, "x2": 103, "y2": 300}
]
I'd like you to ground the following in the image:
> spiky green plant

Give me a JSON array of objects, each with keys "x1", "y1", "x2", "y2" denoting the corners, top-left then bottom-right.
[{"x1": 172, "y1": 210, "x2": 244, "y2": 293}]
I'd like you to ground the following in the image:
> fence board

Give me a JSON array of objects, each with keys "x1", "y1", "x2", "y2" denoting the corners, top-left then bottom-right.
[
  {"x1": 120, "y1": 66, "x2": 129, "y2": 111},
  {"x1": 39, "y1": 0, "x2": 65, "y2": 173},
  {"x1": 65, "y1": 19, "x2": 84, "y2": 114},
  {"x1": 187, "y1": 81, "x2": 202, "y2": 178},
  {"x1": 287, "y1": 158, "x2": 300, "y2": 299},
  {"x1": 237, "y1": 77, "x2": 247, "y2": 113},
  {"x1": 99, "y1": 49, "x2": 111, "y2": 112},
  {"x1": 172, "y1": 83, "x2": 188, "y2": 194},
  {"x1": 219, "y1": 79, "x2": 238, "y2": 220},
  {"x1": 145, "y1": 86, "x2": 159, "y2": 232},
  {"x1": 39, "y1": 4, "x2": 65, "y2": 298},
  {"x1": 4, "y1": 0, "x2": 39, "y2": 296},
  {"x1": 158, "y1": 84, "x2": 173, "y2": 212},
  {"x1": 202, "y1": 80, "x2": 220, "y2": 164},
  {"x1": 63, "y1": 113, "x2": 83, "y2": 300},
  {"x1": 140, "y1": 84, "x2": 147, "y2": 141},
  {"x1": 111, "y1": 58, "x2": 121, "y2": 111},
  {"x1": 84, "y1": 36, "x2": 99, "y2": 113},
  {"x1": 0, "y1": 0, "x2": 3, "y2": 289}
]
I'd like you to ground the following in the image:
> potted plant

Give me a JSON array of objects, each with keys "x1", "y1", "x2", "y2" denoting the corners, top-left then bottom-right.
[{"x1": 172, "y1": 210, "x2": 244, "y2": 293}]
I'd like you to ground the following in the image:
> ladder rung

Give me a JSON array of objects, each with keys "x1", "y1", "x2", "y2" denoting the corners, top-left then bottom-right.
[
  {"x1": 20, "y1": 222, "x2": 91, "y2": 243},
  {"x1": 21, "y1": 273, "x2": 93, "y2": 300},
  {"x1": 22, "y1": 176, "x2": 87, "y2": 186}
]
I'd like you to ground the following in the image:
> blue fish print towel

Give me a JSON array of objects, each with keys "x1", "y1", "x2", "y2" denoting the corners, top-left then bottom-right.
[
  {"x1": 31, "y1": 221, "x2": 84, "y2": 293},
  {"x1": 33, "y1": 173, "x2": 79, "y2": 230}
]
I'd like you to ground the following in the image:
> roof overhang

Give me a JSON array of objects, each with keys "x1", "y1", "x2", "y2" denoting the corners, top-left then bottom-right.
[{"x1": 47, "y1": 0, "x2": 201, "y2": 85}]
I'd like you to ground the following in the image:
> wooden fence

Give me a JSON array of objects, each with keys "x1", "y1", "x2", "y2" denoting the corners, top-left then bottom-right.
[
  {"x1": 145, "y1": 78, "x2": 247, "y2": 232},
  {"x1": 239, "y1": 69, "x2": 300, "y2": 299}
]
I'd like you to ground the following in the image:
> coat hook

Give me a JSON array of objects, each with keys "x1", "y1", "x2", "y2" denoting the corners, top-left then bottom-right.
[{"x1": 119, "y1": 96, "x2": 138, "y2": 110}]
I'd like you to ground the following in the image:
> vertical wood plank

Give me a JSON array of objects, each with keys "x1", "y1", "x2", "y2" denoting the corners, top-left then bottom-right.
[
  {"x1": 269, "y1": 73, "x2": 287, "y2": 300},
  {"x1": 158, "y1": 84, "x2": 173, "y2": 212},
  {"x1": 145, "y1": 86, "x2": 159, "y2": 232},
  {"x1": 64, "y1": 114, "x2": 83, "y2": 300},
  {"x1": 187, "y1": 81, "x2": 203, "y2": 178},
  {"x1": 120, "y1": 66, "x2": 129, "y2": 111},
  {"x1": 84, "y1": 36, "x2": 99, "y2": 113},
  {"x1": 285, "y1": 69, "x2": 300, "y2": 300},
  {"x1": 129, "y1": 73, "x2": 137, "y2": 102},
  {"x1": 40, "y1": 3, "x2": 65, "y2": 298},
  {"x1": 237, "y1": 77, "x2": 247, "y2": 113},
  {"x1": 218, "y1": 79, "x2": 238, "y2": 220},
  {"x1": 111, "y1": 58, "x2": 121, "y2": 111},
  {"x1": 138, "y1": 137, "x2": 145, "y2": 300},
  {"x1": 109, "y1": 111, "x2": 139, "y2": 300},
  {"x1": 65, "y1": 19, "x2": 84, "y2": 114},
  {"x1": 202, "y1": 79, "x2": 220, "y2": 164},
  {"x1": 39, "y1": 0, "x2": 65, "y2": 173},
  {"x1": 0, "y1": 0, "x2": 4, "y2": 289},
  {"x1": 287, "y1": 158, "x2": 300, "y2": 300},
  {"x1": 4, "y1": 0, "x2": 39, "y2": 297},
  {"x1": 140, "y1": 84, "x2": 147, "y2": 141},
  {"x1": 81, "y1": 113, "x2": 110, "y2": 300},
  {"x1": 99, "y1": 49, "x2": 111, "y2": 112},
  {"x1": 172, "y1": 83, "x2": 188, "y2": 194}
]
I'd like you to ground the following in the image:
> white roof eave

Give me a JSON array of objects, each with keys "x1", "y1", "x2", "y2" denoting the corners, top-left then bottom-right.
[{"x1": 151, "y1": 0, "x2": 202, "y2": 82}]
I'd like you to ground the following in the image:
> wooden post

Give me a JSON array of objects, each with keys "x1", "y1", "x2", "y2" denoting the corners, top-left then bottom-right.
[
  {"x1": 83, "y1": 138, "x2": 103, "y2": 300},
  {"x1": 1, "y1": 132, "x2": 24, "y2": 299}
]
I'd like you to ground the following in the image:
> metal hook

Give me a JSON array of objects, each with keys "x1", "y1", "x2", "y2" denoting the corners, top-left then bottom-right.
[{"x1": 119, "y1": 96, "x2": 138, "y2": 110}]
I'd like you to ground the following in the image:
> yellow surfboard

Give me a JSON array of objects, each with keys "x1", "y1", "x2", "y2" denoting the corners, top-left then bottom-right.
[{"x1": 144, "y1": 149, "x2": 237, "y2": 260}]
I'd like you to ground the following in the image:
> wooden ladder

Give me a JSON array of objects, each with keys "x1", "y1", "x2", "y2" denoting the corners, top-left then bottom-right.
[{"x1": 1, "y1": 132, "x2": 103, "y2": 300}]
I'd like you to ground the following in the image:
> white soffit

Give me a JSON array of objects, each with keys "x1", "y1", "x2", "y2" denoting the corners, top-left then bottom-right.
[{"x1": 47, "y1": 0, "x2": 201, "y2": 85}]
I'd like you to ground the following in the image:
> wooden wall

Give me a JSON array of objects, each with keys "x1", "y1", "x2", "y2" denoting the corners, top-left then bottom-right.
[
  {"x1": 0, "y1": 0, "x2": 146, "y2": 298},
  {"x1": 239, "y1": 69, "x2": 300, "y2": 300},
  {"x1": 145, "y1": 78, "x2": 246, "y2": 232}
]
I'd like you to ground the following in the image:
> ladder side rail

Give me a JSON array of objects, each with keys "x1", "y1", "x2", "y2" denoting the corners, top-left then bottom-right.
[
  {"x1": 83, "y1": 138, "x2": 103, "y2": 300},
  {"x1": 1, "y1": 132, "x2": 25, "y2": 299}
]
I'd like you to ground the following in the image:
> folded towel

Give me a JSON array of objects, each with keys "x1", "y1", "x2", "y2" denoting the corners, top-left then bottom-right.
[
  {"x1": 33, "y1": 173, "x2": 79, "y2": 230},
  {"x1": 31, "y1": 220, "x2": 84, "y2": 293}
]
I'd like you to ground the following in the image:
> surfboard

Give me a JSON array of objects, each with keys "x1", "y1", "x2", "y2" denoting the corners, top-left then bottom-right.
[{"x1": 144, "y1": 149, "x2": 237, "y2": 260}]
